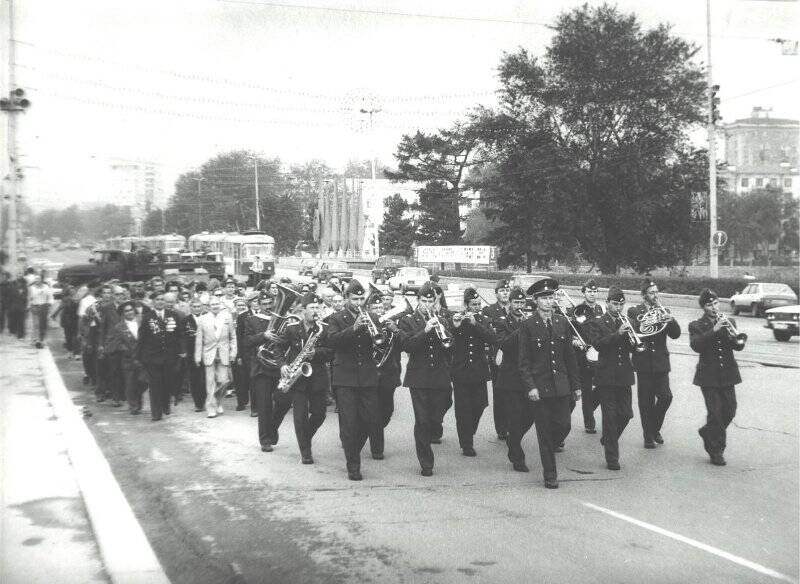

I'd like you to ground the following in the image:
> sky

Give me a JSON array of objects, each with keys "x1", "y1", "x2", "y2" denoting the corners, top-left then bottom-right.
[{"x1": 2, "y1": 0, "x2": 798, "y2": 210}]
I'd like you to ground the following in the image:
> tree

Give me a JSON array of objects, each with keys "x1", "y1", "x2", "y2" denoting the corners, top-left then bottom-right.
[
  {"x1": 378, "y1": 194, "x2": 416, "y2": 257},
  {"x1": 462, "y1": 207, "x2": 498, "y2": 245},
  {"x1": 386, "y1": 122, "x2": 481, "y2": 245},
  {"x1": 720, "y1": 187, "x2": 784, "y2": 264},
  {"x1": 481, "y1": 4, "x2": 706, "y2": 273}
]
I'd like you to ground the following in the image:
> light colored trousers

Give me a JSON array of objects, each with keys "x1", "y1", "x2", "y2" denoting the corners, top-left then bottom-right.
[{"x1": 204, "y1": 359, "x2": 231, "y2": 414}]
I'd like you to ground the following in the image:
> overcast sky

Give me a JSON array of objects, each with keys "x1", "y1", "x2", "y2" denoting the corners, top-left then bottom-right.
[{"x1": 2, "y1": 0, "x2": 798, "y2": 210}]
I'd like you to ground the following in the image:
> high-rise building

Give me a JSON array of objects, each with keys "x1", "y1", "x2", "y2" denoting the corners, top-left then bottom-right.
[
  {"x1": 721, "y1": 107, "x2": 799, "y2": 197},
  {"x1": 108, "y1": 160, "x2": 163, "y2": 232}
]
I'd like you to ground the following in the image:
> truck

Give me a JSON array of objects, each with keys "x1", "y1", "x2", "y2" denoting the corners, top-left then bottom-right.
[{"x1": 57, "y1": 249, "x2": 226, "y2": 286}]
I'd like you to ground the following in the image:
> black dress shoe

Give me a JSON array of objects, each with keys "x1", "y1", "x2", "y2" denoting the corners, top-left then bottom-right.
[
  {"x1": 261, "y1": 444, "x2": 273, "y2": 452},
  {"x1": 462, "y1": 447, "x2": 476, "y2": 457},
  {"x1": 194, "y1": 407, "x2": 203, "y2": 412},
  {"x1": 371, "y1": 452, "x2": 384, "y2": 460},
  {"x1": 420, "y1": 468, "x2": 433, "y2": 477},
  {"x1": 111, "y1": 400, "x2": 122, "y2": 408},
  {"x1": 654, "y1": 432, "x2": 664, "y2": 445},
  {"x1": 129, "y1": 409, "x2": 141, "y2": 415},
  {"x1": 164, "y1": 408, "x2": 171, "y2": 416},
  {"x1": 710, "y1": 454, "x2": 727, "y2": 466},
  {"x1": 270, "y1": 432, "x2": 279, "y2": 445},
  {"x1": 600, "y1": 436, "x2": 605, "y2": 446},
  {"x1": 348, "y1": 470, "x2": 363, "y2": 481},
  {"x1": 82, "y1": 376, "x2": 90, "y2": 385},
  {"x1": 585, "y1": 427, "x2": 597, "y2": 434},
  {"x1": 607, "y1": 461, "x2": 621, "y2": 470},
  {"x1": 512, "y1": 462, "x2": 529, "y2": 472},
  {"x1": 250, "y1": 411, "x2": 258, "y2": 417},
  {"x1": 236, "y1": 404, "x2": 247, "y2": 411},
  {"x1": 544, "y1": 478, "x2": 559, "y2": 489},
  {"x1": 301, "y1": 453, "x2": 314, "y2": 464},
  {"x1": 553, "y1": 445, "x2": 564, "y2": 453},
  {"x1": 151, "y1": 416, "x2": 163, "y2": 422},
  {"x1": 431, "y1": 437, "x2": 442, "y2": 444},
  {"x1": 644, "y1": 440, "x2": 656, "y2": 449}
]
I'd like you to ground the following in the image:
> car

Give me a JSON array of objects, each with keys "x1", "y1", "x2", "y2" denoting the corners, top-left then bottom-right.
[
  {"x1": 764, "y1": 305, "x2": 800, "y2": 342},
  {"x1": 730, "y1": 282, "x2": 798, "y2": 317},
  {"x1": 298, "y1": 258, "x2": 317, "y2": 276},
  {"x1": 315, "y1": 261, "x2": 353, "y2": 283},
  {"x1": 388, "y1": 266, "x2": 431, "y2": 294},
  {"x1": 371, "y1": 255, "x2": 409, "y2": 284}
]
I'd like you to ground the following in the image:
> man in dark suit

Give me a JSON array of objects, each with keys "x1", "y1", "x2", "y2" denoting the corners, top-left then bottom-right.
[
  {"x1": 628, "y1": 279, "x2": 681, "y2": 449},
  {"x1": 689, "y1": 289, "x2": 746, "y2": 466},
  {"x1": 325, "y1": 280, "x2": 382, "y2": 481},
  {"x1": 272, "y1": 294, "x2": 333, "y2": 464},
  {"x1": 180, "y1": 298, "x2": 206, "y2": 412},
  {"x1": 451, "y1": 287, "x2": 496, "y2": 457},
  {"x1": 482, "y1": 279, "x2": 512, "y2": 440},
  {"x1": 570, "y1": 279, "x2": 604, "y2": 434},
  {"x1": 516, "y1": 278, "x2": 581, "y2": 489},
  {"x1": 136, "y1": 291, "x2": 182, "y2": 421},
  {"x1": 587, "y1": 286, "x2": 636, "y2": 470},
  {"x1": 243, "y1": 293, "x2": 286, "y2": 452},
  {"x1": 106, "y1": 301, "x2": 147, "y2": 414},
  {"x1": 398, "y1": 282, "x2": 453, "y2": 476},
  {"x1": 233, "y1": 297, "x2": 252, "y2": 411}
]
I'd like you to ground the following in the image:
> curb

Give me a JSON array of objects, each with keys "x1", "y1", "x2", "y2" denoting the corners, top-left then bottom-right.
[{"x1": 38, "y1": 348, "x2": 171, "y2": 584}]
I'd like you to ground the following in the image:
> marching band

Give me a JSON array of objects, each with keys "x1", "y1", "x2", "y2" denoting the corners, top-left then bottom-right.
[{"x1": 60, "y1": 271, "x2": 745, "y2": 488}]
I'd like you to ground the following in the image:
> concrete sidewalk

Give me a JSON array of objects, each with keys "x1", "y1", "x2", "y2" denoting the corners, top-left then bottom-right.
[{"x1": 0, "y1": 335, "x2": 170, "y2": 584}]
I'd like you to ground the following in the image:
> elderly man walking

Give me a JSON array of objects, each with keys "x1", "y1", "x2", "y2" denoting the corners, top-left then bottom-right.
[{"x1": 195, "y1": 296, "x2": 237, "y2": 418}]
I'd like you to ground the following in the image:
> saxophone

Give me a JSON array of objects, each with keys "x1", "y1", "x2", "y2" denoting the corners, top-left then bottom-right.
[{"x1": 277, "y1": 319, "x2": 327, "y2": 393}]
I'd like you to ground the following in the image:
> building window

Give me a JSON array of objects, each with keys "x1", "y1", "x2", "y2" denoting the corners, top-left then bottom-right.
[
  {"x1": 741, "y1": 177, "x2": 749, "y2": 188},
  {"x1": 785, "y1": 178, "x2": 793, "y2": 188},
  {"x1": 755, "y1": 177, "x2": 763, "y2": 187},
  {"x1": 769, "y1": 178, "x2": 778, "y2": 187}
]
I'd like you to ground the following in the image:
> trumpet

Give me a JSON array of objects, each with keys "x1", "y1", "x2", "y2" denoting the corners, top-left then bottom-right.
[
  {"x1": 357, "y1": 305, "x2": 384, "y2": 346},
  {"x1": 452, "y1": 310, "x2": 479, "y2": 325},
  {"x1": 713, "y1": 309, "x2": 748, "y2": 345},
  {"x1": 617, "y1": 311, "x2": 646, "y2": 353},
  {"x1": 424, "y1": 307, "x2": 453, "y2": 349}
]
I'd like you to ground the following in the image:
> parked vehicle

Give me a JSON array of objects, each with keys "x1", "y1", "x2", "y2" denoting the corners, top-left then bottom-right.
[
  {"x1": 388, "y1": 266, "x2": 431, "y2": 294},
  {"x1": 764, "y1": 305, "x2": 800, "y2": 342},
  {"x1": 298, "y1": 258, "x2": 317, "y2": 276},
  {"x1": 187, "y1": 231, "x2": 275, "y2": 283},
  {"x1": 371, "y1": 255, "x2": 409, "y2": 283},
  {"x1": 730, "y1": 283, "x2": 798, "y2": 317},
  {"x1": 316, "y1": 261, "x2": 353, "y2": 283}
]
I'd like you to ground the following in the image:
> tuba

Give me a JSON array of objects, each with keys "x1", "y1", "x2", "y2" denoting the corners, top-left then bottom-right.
[{"x1": 256, "y1": 283, "x2": 302, "y2": 367}]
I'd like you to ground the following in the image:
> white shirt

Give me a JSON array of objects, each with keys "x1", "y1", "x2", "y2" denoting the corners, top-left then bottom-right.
[
  {"x1": 155, "y1": 310, "x2": 165, "y2": 321},
  {"x1": 28, "y1": 284, "x2": 54, "y2": 307},
  {"x1": 125, "y1": 319, "x2": 139, "y2": 340},
  {"x1": 78, "y1": 294, "x2": 96, "y2": 318}
]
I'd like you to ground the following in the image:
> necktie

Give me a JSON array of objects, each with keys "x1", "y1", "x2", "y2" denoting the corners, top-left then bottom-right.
[{"x1": 546, "y1": 318, "x2": 552, "y2": 336}]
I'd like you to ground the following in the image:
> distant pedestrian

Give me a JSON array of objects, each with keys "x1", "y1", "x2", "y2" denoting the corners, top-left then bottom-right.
[
  {"x1": 28, "y1": 273, "x2": 54, "y2": 349},
  {"x1": 7, "y1": 277, "x2": 28, "y2": 339},
  {"x1": 51, "y1": 284, "x2": 80, "y2": 356}
]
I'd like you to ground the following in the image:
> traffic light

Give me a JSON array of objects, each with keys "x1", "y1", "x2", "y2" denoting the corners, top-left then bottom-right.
[
  {"x1": 710, "y1": 84, "x2": 721, "y2": 124},
  {"x1": 0, "y1": 88, "x2": 31, "y2": 111}
]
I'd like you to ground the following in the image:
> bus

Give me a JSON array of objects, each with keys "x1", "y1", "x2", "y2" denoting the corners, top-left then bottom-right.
[
  {"x1": 106, "y1": 234, "x2": 186, "y2": 253},
  {"x1": 187, "y1": 231, "x2": 275, "y2": 282}
]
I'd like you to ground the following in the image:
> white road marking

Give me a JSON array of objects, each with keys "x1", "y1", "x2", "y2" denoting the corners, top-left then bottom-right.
[{"x1": 582, "y1": 502, "x2": 797, "y2": 583}]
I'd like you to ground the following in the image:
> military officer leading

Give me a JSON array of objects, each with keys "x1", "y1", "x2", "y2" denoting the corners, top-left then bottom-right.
[
  {"x1": 516, "y1": 278, "x2": 581, "y2": 489},
  {"x1": 689, "y1": 289, "x2": 746, "y2": 466},
  {"x1": 628, "y1": 279, "x2": 681, "y2": 448}
]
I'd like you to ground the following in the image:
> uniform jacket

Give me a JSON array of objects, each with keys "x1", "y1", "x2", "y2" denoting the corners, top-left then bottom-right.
[
  {"x1": 482, "y1": 302, "x2": 509, "y2": 363},
  {"x1": 377, "y1": 328, "x2": 403, "y2": 389},
  {"x1": 282, "y1": 320, "x2": 333, "y2": 393},
  {"x1": 493, "y1": 313, "x2": 525, "y2": 392},
  {"x1": 398, "y1": 309, "x2": 453, "y2": 389},
  {"x1": 325, "y1": 306, "x2": 380, "y2": 388},
  {"x1": 518, "y1": 312, "x2": 580, "y2": 397},
  {"x1": 235, "y1": 310, "x2": 252, "y2": 361},
  {"x1": 106, "y1": 319, "x2": 142, "y2": 371},
  {"x1": 96, "y1": 301, "x2": 121, "y2": 355},
  {"x1": 450, "y1": 314, "x2": 496, "y2": 384},
  {"x1": 586, "y1": 312, "x2": 635, "y2": 387},
  {"x1": 627, "y1": 302, "x2": 681, "y2": 373},
  {"x1": 195, "y1": 310, "x2": 237, "y2": 366},
  {"x1": 243, "y1": 313, "x2": 286, "y2": 378},
  {"x1": 136, "y1": 309, "x2": 181, "y2": 365},
  {"x1": 180, "y1": 313, "x2": 200, "y2": 357},
  {"x1": 568, "y1": 301, "x2": 604, "y2": 370},
  {"x1": 689, "y1": 313, "x2": 742, "y2": 387}
]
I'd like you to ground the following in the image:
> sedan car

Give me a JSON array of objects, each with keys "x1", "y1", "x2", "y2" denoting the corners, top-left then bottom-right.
[
  {"x1": 388, "y1": 267, "x2": 431, "y2": 294},
  {"x1": 298, "y1": 258, "x2": 317, "y2": 276},
  {"x1": 316, "y1": 261, "x2": 353, "y2": 283},
  {"x1": 730, "y1": 282, "x2": 798, "y2": 317},
  {"x1": 764, "y1": 305, "x2": 800, "y2": 342}
]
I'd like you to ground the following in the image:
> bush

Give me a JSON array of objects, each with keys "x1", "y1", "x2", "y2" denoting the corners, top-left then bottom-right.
[{"x1": 433, "y1": 270, "x2": 799, "y2": 298}]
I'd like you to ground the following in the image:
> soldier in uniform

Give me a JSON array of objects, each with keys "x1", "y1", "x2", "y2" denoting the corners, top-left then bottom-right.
[
  {"x1": 325, "y1": 280, "x2": 382, "y2": 481},
  {"x1": 398, "y1": 282, "x2": 453, "y2": 476},
  {"x1": 515, "y1": 278, "x2": 581, "y2": 489},
  {"x1": 233, "y1": 297, "x2": 253, "y2": 411},
  {"x1": 273, "y1": 294, "x2": 332, "y2": 464},
  {"x1": 243, "y1": 293, "x2": 286, "y2": 452},
  {"x1": 628, "y1": 279, "x2": 681, "y2": 448},
  {"x1": 571, "y1": 279, "x2": 604, "y2": 434},
  {"x1": 450, "y1": 287, "x2": 496, "y2": 456},
  {"x1": 482, "y1": 279, "x2": 512, "y2": 440},
  {"x1": 689, "y1": 289, "x2": 746, "y2": 466},
  {"x1": 587, "y1": 286, "x2": 635, "y2": 470},
  {"x1": 136, "y1": 291, "x2": 182, "y2": 421}
]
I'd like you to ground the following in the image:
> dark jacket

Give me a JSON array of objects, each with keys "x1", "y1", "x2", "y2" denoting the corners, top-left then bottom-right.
[
  {"x1": 627, "y1": 302, "x2": 681, "y2": 373},
  {"x1": 97, "y1": 301, "x2": 121, "y2": 355},
  {"x1": 377, "y1": 326, "x2": 403, "y2": 388},
  {"x1": 568, "y1": 301, "x2": 604, "y2": 370},
  {"x1": 450, "y1": 314, "x2": 495, "y2": 384},
  {"x1": 586, "y1": 312, "x2": 635, "y2": 387},
  {"x1": 235, "y1": 310, "x2": 252, "y2": 361},
  {"x1": 689, "y1": 313, "x2": 743, "y2": 387},
  {"x1": 325, "y1": 306, "x2": 380, "y2": 388},
  {"x1": 493, "y1": 313, "x2": 525, "y2": 392},
  {"x1": 180, "y1": 313, "x2": 200, "y2": 357},
  {"x1": 136, "y1": 309, "x2": 181, "y2": 365},
  {"x1": 283, "y1": 320, "x2": 333, "y2": 393},
  {"x1": 518, "y1": 312, "x2": 580, "y2": 397},
  {"x1": 482, "y1": 302, "x2": 509, "y2": 363},
  {"x1": 398, "y1": 309, "x2": 452, "y2": 389},
  {"x1": 106, "y1": 319, "x2": 141, "y2": 371},
  {"x1": 243, "y1": 313, "x2": 286, "y2": 378}
]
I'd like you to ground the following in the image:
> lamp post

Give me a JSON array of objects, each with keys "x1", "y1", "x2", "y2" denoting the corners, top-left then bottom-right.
[
  {"x1": 191, "y1": 176, "x2": 205, "y2": 232},
  {"x1": 249, "y1": 156, "x2": 260, "y2": 231}
]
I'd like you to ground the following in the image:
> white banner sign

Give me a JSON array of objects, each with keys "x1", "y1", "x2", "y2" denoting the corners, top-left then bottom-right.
[{"x1": 415, "y1": 245, "x2": 497, "y2": 265}]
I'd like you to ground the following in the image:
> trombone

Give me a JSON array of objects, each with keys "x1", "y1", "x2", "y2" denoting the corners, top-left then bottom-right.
[
  {"x1": 553, "y1": 290, "x2": 598, "y2": 361},
  {"x1": 357, "y1": 304, "x2": 385, "y2": 346}
]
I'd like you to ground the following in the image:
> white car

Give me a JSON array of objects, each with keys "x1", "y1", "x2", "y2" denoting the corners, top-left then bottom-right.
[
  {"x1": 764, "y1": 305, "x2": 800, "y2": 342},
  {"x1": 729, "y1": 282, "x2": 798, "y2": 317},
  {"x1": 388, "y1": 267, "x2": 431, "y2": 293}
]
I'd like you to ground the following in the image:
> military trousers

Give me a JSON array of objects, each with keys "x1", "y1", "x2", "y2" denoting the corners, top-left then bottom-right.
[
  {"x1": 409, "y1": 387, "x2": 452, "y2": 471},
  {"x1": 273, "y1": 382, "x2": 327, "y2": 456},
  {"x1": 699, "y1": 385, "x2": 737, "y2": 456},
  {"x1": 368, "y1": 378, "x2": 397, "y2": 457},
  {"x1": 598, "y1": 385, "x2": 633, "y2": 464},
  {"x1": 252, "y1": 374, "x2": 279, "y2": 447},
  {"x1": 336, "y1": 386, "x2": 380, "y2": 472},
  {"x1": 636, "y1": 372, "x2": 673, "y2": 442},
  {"x1": 452, "y1": 380, "x2": 488, "y2": 450}
]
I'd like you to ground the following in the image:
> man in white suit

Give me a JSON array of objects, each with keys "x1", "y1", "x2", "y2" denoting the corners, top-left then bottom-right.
[{"x1": 195, "y1": 296, "x2": 238, "y2": 418}]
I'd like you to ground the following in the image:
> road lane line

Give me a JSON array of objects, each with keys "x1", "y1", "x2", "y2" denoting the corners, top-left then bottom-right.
[{"x1": 582, "y1": 502, "x2": 797, "y2": 583}]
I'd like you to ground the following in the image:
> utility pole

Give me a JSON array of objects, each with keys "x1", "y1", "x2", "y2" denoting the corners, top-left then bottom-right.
[
  {"x1": 706, "y1": 0, "x2": 719, "y2": 279},
  {"x1": 253, "y1": 157, "x2": 260, "y2": 231},
  {"x1": 192, "y1": 176, "x2": 205, "y2": 232}
]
